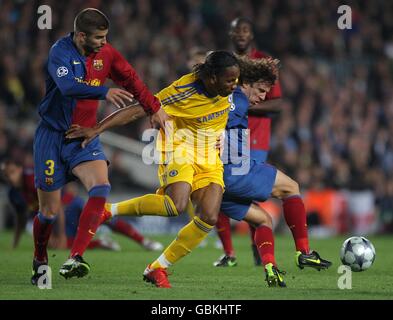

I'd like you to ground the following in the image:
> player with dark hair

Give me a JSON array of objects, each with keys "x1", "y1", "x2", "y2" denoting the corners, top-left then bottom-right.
[
  {"x1": 66, "y1": 50, "x2": 240, "y2": 288},
  {"x1": 214, "y1": 17, "x2": 284, "y2": 267},
  {"x1": 31, "y1": 7, "x2": 168, "y2": 285},
  {"x1": 219, "y1": 56, "x2": 332, "y2": 286}
]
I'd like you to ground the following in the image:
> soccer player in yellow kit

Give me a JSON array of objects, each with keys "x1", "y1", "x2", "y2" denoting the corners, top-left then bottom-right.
[{"x1": 67, "y1": 51, "x2": 240, "y2": 288}]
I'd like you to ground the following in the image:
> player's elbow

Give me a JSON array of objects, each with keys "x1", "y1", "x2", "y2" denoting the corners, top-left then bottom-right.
[{"x1": 58, "y1": 82, "x2": 76, "y2": 97}]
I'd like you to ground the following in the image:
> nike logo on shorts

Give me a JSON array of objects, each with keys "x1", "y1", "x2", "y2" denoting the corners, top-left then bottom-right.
[{"x1": 92, "y1": 151, "x2": 102, "y2": 156}]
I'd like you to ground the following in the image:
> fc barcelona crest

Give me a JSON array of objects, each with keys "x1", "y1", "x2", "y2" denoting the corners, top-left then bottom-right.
[
  {"x1": 45, "y1": 177, "x2": 54, "y2": 186},
  {"x1": 93, "y1": 59, "x2": 103, "y2": 71}
]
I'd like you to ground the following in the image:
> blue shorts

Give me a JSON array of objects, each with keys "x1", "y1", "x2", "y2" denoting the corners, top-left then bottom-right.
[
  {"x1": 34, "y1": 123, "x2": 107, "y2": 191},
  {"x1": 250, "y1": 149, "x2": 268, "y2": 163},
  {"x1": 220, "y1": 160, "x2": 277, "y2": 221}
]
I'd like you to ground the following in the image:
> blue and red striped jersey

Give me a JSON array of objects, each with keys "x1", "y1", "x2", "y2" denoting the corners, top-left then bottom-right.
[{"x1": 38, "y1": 33, "x2": 160, "y2": 131}]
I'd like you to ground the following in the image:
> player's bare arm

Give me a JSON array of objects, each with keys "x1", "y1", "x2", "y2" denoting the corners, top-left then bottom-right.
[
  {"x1": 247, "y1": 98, "x2": 282, "y2": 115},
  {"x1": 150, "y1": 107, "x2": 171, "y2": 129},
  {"x1": 106, "y1": 88, "x2": 134, "y2": 109},
  {"x1": 238, "y1": 56, "x2": 280, "y2": 115},
  {"x1": 65, "y1": 104, "x2": 146, "y2": 147}
]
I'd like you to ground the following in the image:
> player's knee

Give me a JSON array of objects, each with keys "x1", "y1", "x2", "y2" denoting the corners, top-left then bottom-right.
[
  {"x1": 199, "y1": 210, "x2": 218, "y2": 226},
  {"x1": 262, "y1": 212, "x2": 273, "y2": 228},
  {"x1": 287, "y1": 179, "x2": 300, "y2": 196},
  {"x1": 40, "y1": 203, "x2": 61, "y2": 217},
  {"x1": 273, "y1": 178, "x2": 300, "y2": 199},
  {"x1": 252, "y1": 211, "x2": 272, "y2": 228},
  {"x1": 172, "y1": 197, "x2": 188, "y2": 214}
]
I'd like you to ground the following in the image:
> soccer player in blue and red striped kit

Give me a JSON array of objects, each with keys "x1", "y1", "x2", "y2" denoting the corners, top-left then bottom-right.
[
  {"x1": 31, "y1": 8, "x2": 168, "y2": 285},
  {"x1": 214, "y1": 17, "x2": 284, "y2": 267}
]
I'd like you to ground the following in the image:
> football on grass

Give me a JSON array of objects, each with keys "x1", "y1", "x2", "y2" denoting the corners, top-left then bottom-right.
[{"x1": 340, "y1": 236, "x2": 376, "y2": 272}]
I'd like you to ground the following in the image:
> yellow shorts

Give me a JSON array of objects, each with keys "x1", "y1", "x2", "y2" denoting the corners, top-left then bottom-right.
[{"x1": 158, "y1": 161, "x2": 224, "y2": 194}]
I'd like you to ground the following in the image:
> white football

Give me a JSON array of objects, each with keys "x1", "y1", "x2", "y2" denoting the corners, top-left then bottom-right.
[{"x1": 340, "y1": 236, "x2": 376, "y2": 272}]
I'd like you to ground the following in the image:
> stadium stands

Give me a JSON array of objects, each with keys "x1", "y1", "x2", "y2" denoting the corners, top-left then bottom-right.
[{"x1": 1, "y1": 0, "x2": 392, "y2": 234}]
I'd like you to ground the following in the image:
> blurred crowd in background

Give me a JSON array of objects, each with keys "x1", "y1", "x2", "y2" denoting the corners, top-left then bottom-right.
[{"x1": 1, "y1": 0, "x2": 393, "y2": 234}]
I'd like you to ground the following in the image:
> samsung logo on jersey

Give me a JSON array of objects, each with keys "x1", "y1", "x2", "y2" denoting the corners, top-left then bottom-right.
[{"x1": 197, "y1": 107, "x2": 230, "y2": 123}]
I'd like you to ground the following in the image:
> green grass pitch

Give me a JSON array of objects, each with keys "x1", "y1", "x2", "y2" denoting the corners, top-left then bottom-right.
[{"x1": 1, "y1": 231, "x2": 392, "y2": 300}]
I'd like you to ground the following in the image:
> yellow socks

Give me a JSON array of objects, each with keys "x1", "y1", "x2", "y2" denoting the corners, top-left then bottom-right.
[
  {"x1": 105, "y1": 194, "x2": 178, "y2": 217},
  {"x1": 105, "y1": 196, "x2": 211, "y2": 270},
  {"x1": 185, "y1": 199, "x2": 195, "y2": 220},
  {"x1": 150, "y1": 216, "x2": 214, "y2": 269}
]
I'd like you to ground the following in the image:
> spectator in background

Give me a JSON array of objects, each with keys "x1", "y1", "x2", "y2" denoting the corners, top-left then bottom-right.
[
  {"x1": 377, "y1": 180, "x2": 393, "y2": 233},
  {"x1": 0, "y1": 158, "x2": 66, "y2": 249},
  {"x1": 186, "y1": 46, "x2": 209, "y2": 71}
]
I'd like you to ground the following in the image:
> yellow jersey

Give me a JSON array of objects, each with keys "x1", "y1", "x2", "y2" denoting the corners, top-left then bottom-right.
[{"x1": 156, "y1": 73, "x2": 231, "y2": 165}]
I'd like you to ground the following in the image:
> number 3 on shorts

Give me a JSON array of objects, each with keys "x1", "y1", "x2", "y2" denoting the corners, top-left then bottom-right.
[{"x1": 45, "y1": 160, "x2": 55, "y2": 176}]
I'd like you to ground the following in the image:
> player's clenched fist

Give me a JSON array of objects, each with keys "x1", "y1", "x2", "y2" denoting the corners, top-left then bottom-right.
[{"x1": 106, "y1": 88, "x2": 134, "y2": 108}]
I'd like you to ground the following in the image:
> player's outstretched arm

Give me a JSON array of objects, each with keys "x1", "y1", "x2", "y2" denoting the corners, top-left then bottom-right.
[
  {"x1": 108, "y1": 46, "x2": 172, "y2": 127},
  {"x1": 248, "y1": 98, "x2": 282, "y2": 115},
  {"x1": 65, "y1": 104, "x2": 146, "y2": 148},
  {"x1": 108, "y1": 45, "x2": 162, "y2": 114}
]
